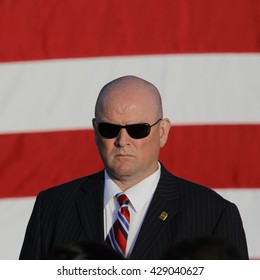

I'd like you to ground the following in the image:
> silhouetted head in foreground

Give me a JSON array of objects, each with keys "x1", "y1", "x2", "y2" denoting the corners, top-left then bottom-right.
[
  {"x1": 162, "y1": 237, "x2": 242, "y2": 260},
  {"x1": 47, "y1": 241, "x2": 124, "y2": 260}
]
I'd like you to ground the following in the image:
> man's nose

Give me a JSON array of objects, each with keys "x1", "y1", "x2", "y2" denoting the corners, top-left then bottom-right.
[{"x1": 115, "y1": 128, "x2": 131, "y2": 147}]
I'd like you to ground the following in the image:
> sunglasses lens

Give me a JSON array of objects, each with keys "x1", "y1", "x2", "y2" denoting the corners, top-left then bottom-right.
[
  {"x1": 97, "y1": 122, "x2": 151, "y2": 139},
  {"x1": 127, "y1": 124, "x2": 150, "y2": 139},
  {"x1": 98, "y1": 123, "x2": 120, "y2": 139}
]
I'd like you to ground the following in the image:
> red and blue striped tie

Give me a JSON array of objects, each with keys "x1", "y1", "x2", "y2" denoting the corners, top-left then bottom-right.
[{"x1": 106, "y1": 193, "x2": 130, "y2": 256}]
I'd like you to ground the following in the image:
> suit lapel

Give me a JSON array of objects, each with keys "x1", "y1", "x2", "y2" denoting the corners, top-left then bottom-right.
[
  {"x1": 130, "y1": 166, "x2": 179, "y2": 259},
  {"x1": 75, "y1": 171, "x2": 105, "y2": 244}
]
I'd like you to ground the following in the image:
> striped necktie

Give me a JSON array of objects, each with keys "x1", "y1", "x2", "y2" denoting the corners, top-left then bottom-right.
[{"x1": 106, "y1": 193, "x2": 130, "y2": 256}]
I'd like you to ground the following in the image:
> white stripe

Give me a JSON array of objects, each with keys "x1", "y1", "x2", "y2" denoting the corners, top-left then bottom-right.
[
  {"x1": 0, "y1": 197, "x2": 36, "y2": 260},
  {"x1": 1, "y1": 54, "x2": 260, "y2": 133},
  {"x1": 0, "y1": 189, "x2": 259, "y2": 259}
]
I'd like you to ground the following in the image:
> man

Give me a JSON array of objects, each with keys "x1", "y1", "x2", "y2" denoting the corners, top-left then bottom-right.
[{"x1": 19, "y1": 75, "x2": 248, "y2": 259}]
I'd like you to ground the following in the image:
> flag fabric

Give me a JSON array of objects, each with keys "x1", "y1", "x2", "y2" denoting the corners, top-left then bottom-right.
[{"x1": 0, "y1": 0, "x2": 260, "y2": 259}]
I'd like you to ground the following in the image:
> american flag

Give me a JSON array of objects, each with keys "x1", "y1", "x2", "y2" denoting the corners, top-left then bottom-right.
[{"x1": 0, "y1": 0, "x2": 259, "y2": 259}]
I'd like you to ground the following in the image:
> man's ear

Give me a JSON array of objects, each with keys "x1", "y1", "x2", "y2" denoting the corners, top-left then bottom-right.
[
  {"x1": 159, "y1": 118, "x2": 171, "y2": 148},
  {"x1": 92, "y1": 118, "x2": 99, "y2": 143}
]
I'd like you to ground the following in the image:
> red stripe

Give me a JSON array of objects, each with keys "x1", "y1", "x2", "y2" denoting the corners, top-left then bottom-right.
[
  {"x1": 0, "y1": 130, "x2": 102, "y2": 198},
  {"x1": 160, "y1": 124, "x2": 260, "y2": 189},
  {"x1": 0, "y1": 0, "x2": 259, "y2": 62},
  {"x1": 0, "y1": 124, "x2": 259, "y2": 198}
]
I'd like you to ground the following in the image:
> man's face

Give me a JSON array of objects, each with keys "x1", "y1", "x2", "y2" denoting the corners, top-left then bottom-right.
[{"x1": 94, "y1": 86, "x2": 169, "y2": 188}]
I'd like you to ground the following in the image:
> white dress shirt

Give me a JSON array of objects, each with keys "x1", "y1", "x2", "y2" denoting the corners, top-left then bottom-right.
[{"x1": 103, "y1": 163, "x2": 161, "y2": 256}]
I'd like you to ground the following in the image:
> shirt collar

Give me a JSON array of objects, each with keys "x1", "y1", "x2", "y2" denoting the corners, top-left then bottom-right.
[
  {"x1": 103, "y1": 172, "x2": 122, "y2": 207},
  {"x1": 104, "y1": 163, "x2": 161, "y2": 212}
]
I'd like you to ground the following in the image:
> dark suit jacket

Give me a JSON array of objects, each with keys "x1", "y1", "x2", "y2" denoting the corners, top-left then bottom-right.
[{"x1": 19, "y1": 165, "x2": 248, "y2": 259}]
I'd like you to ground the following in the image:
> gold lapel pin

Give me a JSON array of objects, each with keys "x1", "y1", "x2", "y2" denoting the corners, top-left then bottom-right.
[{"x1": 159, "y1": 211, "x2": 168, "y2": 221}]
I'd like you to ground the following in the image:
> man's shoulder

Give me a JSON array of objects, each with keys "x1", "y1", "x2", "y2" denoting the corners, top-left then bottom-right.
[
  {"x1": 38, "y1": 170, "x2": 104, "y2": 198},
  {"x1": 160, "y1": 165, "x2": 228, "y2": 204},
  {"x1": 175, "y1": 175, "x2": 224, "y2": 199}
]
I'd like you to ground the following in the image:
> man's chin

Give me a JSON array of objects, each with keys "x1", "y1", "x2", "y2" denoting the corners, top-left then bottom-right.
[
  {"x1": 114, "y1": 167, "x2": 135, "y2": 178},
  {"x1": 109, "y1": 164, "x2": 136, "y2": 179}
]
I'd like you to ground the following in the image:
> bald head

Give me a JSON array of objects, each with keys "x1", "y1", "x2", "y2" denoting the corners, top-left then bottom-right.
[
  {"x1": 94, "y1": 75, "x2": 163, "y2": 121},
  {"x1": 93, "y1": 75, "x2": 171, "y2": 189}
]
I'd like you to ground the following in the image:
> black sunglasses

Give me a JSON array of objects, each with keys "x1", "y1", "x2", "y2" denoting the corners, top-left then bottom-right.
[{"x1": 94, "y1": 119, "x2": 162, "y2": 139}]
